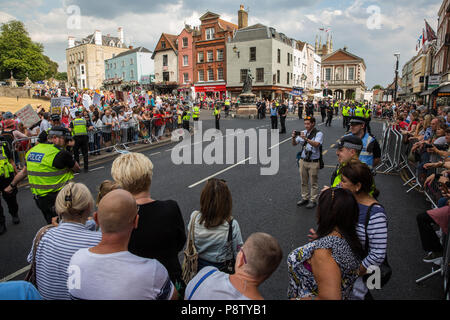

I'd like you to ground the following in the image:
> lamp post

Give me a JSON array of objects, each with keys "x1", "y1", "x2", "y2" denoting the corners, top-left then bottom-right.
[{"x1": 394, "y1": 53, "x2": 400, "y2": 103}]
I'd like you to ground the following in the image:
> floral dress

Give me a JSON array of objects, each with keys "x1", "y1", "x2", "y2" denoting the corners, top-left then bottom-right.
[{"x1": 287, "y1": 235, "x2": 360, "y2": 300}]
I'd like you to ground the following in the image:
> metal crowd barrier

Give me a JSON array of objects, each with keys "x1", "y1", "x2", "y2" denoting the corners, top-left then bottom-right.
[{"x1": 10, "y1": 116, "x2": 184, "y2": 167}]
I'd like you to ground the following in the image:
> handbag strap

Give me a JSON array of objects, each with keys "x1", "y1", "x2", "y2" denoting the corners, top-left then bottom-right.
[
  {"x1": 187, "y1": 268, "x2": 217, "y2": 300},
  {"x1": 364, "y1": 203, "x2": 384, "y2": 253},
  {"x1": 30, "y1": 224, "x2": 54, "y2": 267},
  {"x1": 187, "y1": 211, "x2": 200, "y2": 250}
]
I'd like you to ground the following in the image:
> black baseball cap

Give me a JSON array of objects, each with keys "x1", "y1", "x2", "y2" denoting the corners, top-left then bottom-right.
[
  {"x1": 336, "y1": 135, "x2": 363, "y2": 151},
  {"x1": 48, "y1": 126, "x2": 71, "y2": 138}
]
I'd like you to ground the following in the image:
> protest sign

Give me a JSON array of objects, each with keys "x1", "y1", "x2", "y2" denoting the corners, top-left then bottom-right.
[
  {"x1": 51, "y1": 97, "x2": 71, "y2": 115},
  {"x1": 82, "y1": 93, "x2": 92, "y2": 109},
  {"x1": 127, "y1": 93, "x2": 136, "y2": 108},
  {"x1": 93, "y1": 92, "x2": 101, "y2": 107},
  {"x1": 16, "y1": 104, "x2": 40, "y2": 128}
]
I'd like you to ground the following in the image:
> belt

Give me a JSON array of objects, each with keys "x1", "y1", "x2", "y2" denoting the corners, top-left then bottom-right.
[{"x1": 301, "y1": 158, "x2": 319, "y2": 163}]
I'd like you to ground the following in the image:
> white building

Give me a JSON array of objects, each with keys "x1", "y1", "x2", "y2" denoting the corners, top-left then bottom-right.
[{"x1": 293, "y1": 41, "x2": 308, "y2": 89}]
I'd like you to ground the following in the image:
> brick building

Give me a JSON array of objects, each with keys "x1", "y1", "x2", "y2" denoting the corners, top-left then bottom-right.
[
  {"x1": 193, "y1": 11, "x2": 238, "y2": 100},
  {"x1": 177, "y1": 25, "x2": 195, "y2": 99}
]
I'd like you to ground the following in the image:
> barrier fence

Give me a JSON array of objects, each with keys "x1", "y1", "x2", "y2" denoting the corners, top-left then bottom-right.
[
  {"x1": 377, "y1": 121, "x2": 450, "y2": 297},
  {"x1": 9, "y1": 117, "x2": 184, "y2": 169}
]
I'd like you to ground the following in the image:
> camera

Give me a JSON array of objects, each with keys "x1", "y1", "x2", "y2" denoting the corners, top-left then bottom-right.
[{"x1": 294, "y1": 131, "x2": 302, "y2": 136}]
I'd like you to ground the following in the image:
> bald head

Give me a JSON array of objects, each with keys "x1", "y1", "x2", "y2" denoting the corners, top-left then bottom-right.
[{"x1": 97, "y1": 189, "x2": 138, "y2": 233}]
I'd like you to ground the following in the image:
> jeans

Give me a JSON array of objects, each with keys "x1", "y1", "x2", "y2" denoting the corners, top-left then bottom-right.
[{"x1": 416, "y1": 211, "x2": 444, "y2": 253}]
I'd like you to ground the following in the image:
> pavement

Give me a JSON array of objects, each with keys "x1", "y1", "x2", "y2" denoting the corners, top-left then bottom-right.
[{"x1": 0, "y1": 110, "x2": 444, "y2": 300}]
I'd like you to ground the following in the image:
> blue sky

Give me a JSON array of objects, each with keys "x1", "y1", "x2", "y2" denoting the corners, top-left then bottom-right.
[{"x1": 0, "y1": 0, "x2": 443, "y2": 88}]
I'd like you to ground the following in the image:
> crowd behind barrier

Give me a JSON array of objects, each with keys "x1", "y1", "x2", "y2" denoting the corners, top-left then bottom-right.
[{"x1": 376, "y1": 101, "x2": 450, "y2": 298}]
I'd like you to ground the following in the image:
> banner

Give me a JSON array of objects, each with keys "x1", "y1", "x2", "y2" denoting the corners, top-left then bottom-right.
[
  {"x1": 51, "y1": 97, "x2": 71, "y2": 115},
  {"x1": 128, "y1": 93, "x2": 136, "y2": 108},
  {"x1": 16, "y1": 104, "x2": 40, "y2": 128},
  {"x1": 93, "y1": 92, "x2": 101, "y2": 107},
  {"x1": 82, "y1": 93, "x2": 92, "y2": 109}
]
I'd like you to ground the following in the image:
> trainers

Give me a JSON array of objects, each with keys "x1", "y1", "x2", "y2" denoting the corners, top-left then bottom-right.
[
  {"x1": 423, "y1": 251, "x2": 443, "y2": 264},
  {"x1": 297, "y1": 199, "x2": 309, "y2": 206},
  {"x1": 306, "y1": 202, "x2": 317, "y2": 209}
]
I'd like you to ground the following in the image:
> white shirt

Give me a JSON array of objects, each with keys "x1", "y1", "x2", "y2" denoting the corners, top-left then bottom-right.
[
  {"x1": 295, "y1": 129, "x2": 324, "y2": 160},
  {"x1": 185, "y1": 266, "x2": 250, "y2": 300},
  {"x1": 68, "y1": 249, "x2": 174, "y2": 300}
]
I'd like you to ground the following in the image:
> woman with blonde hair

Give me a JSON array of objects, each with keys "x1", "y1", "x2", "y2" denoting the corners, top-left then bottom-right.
[
  {"x1": 27, "y1": 182, "x2": 101, "y2": 300},
  {"x1": 111, "y1": 152, "x2": 186, "y2": 289}
]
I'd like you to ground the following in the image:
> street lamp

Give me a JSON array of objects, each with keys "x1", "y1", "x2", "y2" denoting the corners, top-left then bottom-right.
[{"x1": 394, "y1": 53, "x2": 400, "y2": 103}]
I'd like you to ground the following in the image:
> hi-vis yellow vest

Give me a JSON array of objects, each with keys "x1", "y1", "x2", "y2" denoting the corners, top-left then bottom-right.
[
  {"x1": 71, "y1": 118, "x2": 87, "y2": 136},
  {"x1": 26, "y1": 143, "x2": 74, "y2": 196},
  {"x1": 0, "y1": 142, "x2": 14, "y2": 178}
]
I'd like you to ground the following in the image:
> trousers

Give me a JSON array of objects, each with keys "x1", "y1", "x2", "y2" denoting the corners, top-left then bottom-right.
[
  {"x1": 0, "y1": 175, "x2": 18, "y2": 225},
  {"x1": 280, "y1": 116, "x2": 286, "y2": 133},
  {"x1": 416, "y1": 211, "x2": 444, "y2": 253},
  {"x1": 73, "y1": 135, "x2": 89, "y2": 170},
  {"x1": 271, "y1": 116, "x2": 278, "y2": 129},
  {"x1": 299, "y1": 159, "x2": 320, "y2": 203},
  {"x1": 34, "y1": 191, "x2": 59, "y2": 224}
]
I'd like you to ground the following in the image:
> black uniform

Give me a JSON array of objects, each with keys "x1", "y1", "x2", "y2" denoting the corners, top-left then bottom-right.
[
  {"x1": 326, "y1": 104, "x2": 334, "y2": 126},
  {"x1": 298, "y1": 102, "x2": 303, "y2": 119},
  {"x1": 70, "y1": 117, "x2": 92, "y2": 172},
  {"x1": 279, "y1": 104, "x2": 287, "y2": 134},
  {"x1": 319, "y1": 101, "x2": 327, "y2": 123}
]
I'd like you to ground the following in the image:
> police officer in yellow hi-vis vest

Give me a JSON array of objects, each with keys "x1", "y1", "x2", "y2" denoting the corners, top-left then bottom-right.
[
  {"x1": 330, "y1": 135, "x2": 363, "y2": 188},
  {"x1": 70, "y1": 111, "x2": 92, "y2": 172},
  {"x1": 0, "y1": 134, "x2": 19, "y2": 235},
  {"x1": 192, "y1": 104, "x2": 200, "y2": 131},
  {"x1": 182, "y1": 106, "x2": 192, "y2": 131},
  {"x1": 214, "y1": 104, "x2": 221, "y2": 130},
  {"x1": 5, "y1": 127, "x2": 80, "y2": 224}
]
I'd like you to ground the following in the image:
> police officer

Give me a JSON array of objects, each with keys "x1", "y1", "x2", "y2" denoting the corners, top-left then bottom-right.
[
  {"x1": 38, "y1": 114, "x2": 63, "y2": 143},
  {"x1": 279, "y1": 102, "x2": 288, "y2": 134},
  {"x1": 349, "y1": 116, "x2": 381, "y2": 170},
  {"x1": 270, "y1": 101, "x2": 278, "y2": 129},
  {"x1": 182, "y1": 106, "x2": 191, "y2": 131},
  {"x1": 297, "y1": 99, "x2": 304, "y2": 119},
  {"x1": 214, "y1": 104, "x2": 221, "y2": 130},
  {"x1": 70, "y1": 111, "x2": 92, "y2": 172},
  {"x1": 363, "y1": 104, "x2": 373, "y2": 135},
  {"x1": 0, "y1": 132, "x2": 19, "y2": 235},
  {"x1": 342, "y1": 103, "x2": 350, "y2": 131},
  {"x1": 192, "y1": 103, "x2": 200, "y2": 131},
  {"x1": 330, "y1": 135, "x2": 363, "y2": 188},
  {"x1": 334, "y1": 100, "x2": 340, "y2": 116},
  {"x1": 6, "y1": 127, "x2": 79, "y2": 224},
  {"x1": 224, "y1": 98, "x2": 231, "y2": 118}
]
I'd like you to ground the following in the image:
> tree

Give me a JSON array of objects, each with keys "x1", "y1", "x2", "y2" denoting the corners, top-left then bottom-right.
[
  {"x1": 0, "y1": 20, "x2": 58, "y2": 82},
  {"x1": 372, "y1": 84, "x2": 384, "y2": 90},
  {"x1": 55, "y1": 72, "x2": 67, "y2": 81}
]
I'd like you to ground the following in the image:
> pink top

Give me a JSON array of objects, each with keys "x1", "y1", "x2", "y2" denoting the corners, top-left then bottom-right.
[{"x1": 427, "y1": 205, "x2": 450, "y2": 234}]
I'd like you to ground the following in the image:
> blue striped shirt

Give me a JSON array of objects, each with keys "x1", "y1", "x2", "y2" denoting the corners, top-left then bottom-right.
[
  {"x1": 356, "y1": 204, "x2": 388, "y2": 269},
  {"x1": 27, "y1": 222, "x2": 101, "y2": 300}
]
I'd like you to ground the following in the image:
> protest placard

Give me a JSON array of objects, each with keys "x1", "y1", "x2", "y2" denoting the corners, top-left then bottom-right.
[
  {"x1": 51, "y1": 97, "x2": 71, "y2": 115},
  {"x1": 15, "y1": 104, "x2": 40, "y2": 128},
  {"x1": 82, "y1": 93, "x2": 92, "y2": 109},
  {"x1": 93, "y1": 92, "x2": 101, "y2": 107}
]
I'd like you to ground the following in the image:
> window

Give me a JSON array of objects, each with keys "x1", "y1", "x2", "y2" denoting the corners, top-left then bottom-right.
[
  {"x1": 161, "y1": 41, "x2": 166, "y2": 49},
  {"x1": 199, "y1": 70, "x2": 204, "y2": 81},
  {"x1": 287, "y1": 53, "x2": 290, "y2": 66},
  {"x1": 217, "y1": 49, "x2": 224, "y2": 61},
  {"x1": 183, "y1": 73, "x2": 189, "y2": 83},
  {"x1": 163, "y1": 55, "x2": 168, "y2": 67},
  {"x1": 348, "y1": 67, "x2": 355, "y2": 80},
  {"x1": 130, "y1": 58, "x2": 134, "y2": 65},
  {"x1": 277, "y1": 70, "x2": 280, "y2": 83},
  {"x1": 122, "y1": 72, "x2": 125, "y2": 79},
  {"x1": 250, "y1": 47, "x2": 256, "y2": 61},
  {"x1": 207, "y1": 50, "x2": 214, "y2": 62},
  {"x1": 325, "y1": 68, "x2": 331, "y2": 81},
  {"x1": 81, "y1": 65, "x2": 85, "y2": 75},
  {"x1": 183, "y1": 37, "x2": 188, "y2": 48},
  {"x1": 208, "y1": 68, "x2": 214, "y2": 81},
  {"x1": 122, "y1": 60, "x2": 125, "y2": 67},
  {"x1": 287, "y1": 72, "x2": 290, "y2": 85},
  {"x1": 198, "y1": 52, "x2": 204, "y2": 63},
  {"x1": 217, "y1": 68, "x2": 224, "y2": 80},
  {"x1": 277, "y1": 49, "x2": 281, "y2": 63},
  {"x1": 163, "y1": 72, "x2": 169, "y2": 81},
  {"x1": 130, "y1": 70, "x2": 134, "y2": 79},
  {"x1": 114, "y1": 63, "x2": 116, "y2": 69},
  {"x1": 206, "y1": 28, "x2": 215, "y2": 40},
  {"x1": 183, "y1": 55, "x2": 188, "y2": 66},
  {"x1": 256, "y1": 68, "x2": 264, "y2": 82},
  {"x1": 240, "y1": 69, "x2": 248, "y2": 83}
]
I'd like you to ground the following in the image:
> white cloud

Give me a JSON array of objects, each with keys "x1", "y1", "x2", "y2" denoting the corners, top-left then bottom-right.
[{"x1": 0, "y1": 11, "x2": 16, "y2": 24}]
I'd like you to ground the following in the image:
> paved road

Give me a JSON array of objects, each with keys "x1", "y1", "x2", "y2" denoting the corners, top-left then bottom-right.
[{"x1": 0, "y1": 112, "x2": 443, "y2": 300}]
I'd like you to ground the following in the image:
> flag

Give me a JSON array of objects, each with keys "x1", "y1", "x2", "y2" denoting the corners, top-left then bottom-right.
[{"x1": 424, "y1": 19, "x2": 437, "y2": 41}]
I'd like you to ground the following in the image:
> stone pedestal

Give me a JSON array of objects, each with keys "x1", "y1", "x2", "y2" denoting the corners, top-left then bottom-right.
[{"x1": 237, "y1": 92, "x2": 257, "y2": 116}]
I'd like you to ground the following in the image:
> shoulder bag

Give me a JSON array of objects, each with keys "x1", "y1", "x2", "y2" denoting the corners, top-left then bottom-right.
[
  {"x1": 181, "y1": 211, "x2": 201, "y2": 284},
  {"x1": 219, "y1": 219, "x2": 236, "y2": 274},
  {"x1": 24, "y1": 224, "x2": 55, "y2": 288}
]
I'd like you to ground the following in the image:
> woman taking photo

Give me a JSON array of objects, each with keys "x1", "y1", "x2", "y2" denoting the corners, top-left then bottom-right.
[
  {"x1": 187, "y1": 178, "x2": 244, "y2": 272},
  {"x1": 340, "y1": 160, "x2": 388, "y2": 300},
  {"x1": 288, "y1": 188, "x2": 364, "y2": 300}
]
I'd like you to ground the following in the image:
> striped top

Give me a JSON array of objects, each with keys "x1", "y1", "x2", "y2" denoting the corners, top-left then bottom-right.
[
  {"x1": 27, "y1": 222, "x2": 101, "y2": 300},
  {"x1": 356, "y1": 203, "x2": 388, "y2": 269}
]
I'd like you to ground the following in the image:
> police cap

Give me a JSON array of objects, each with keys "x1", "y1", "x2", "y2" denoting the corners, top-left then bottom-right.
[
  {"x1": 48, "y1": 126, "x2": 71, "y2": 138},
  {"x1": 336, "y1": 135, "x2": 363, "y2": 151},
  {"x1": 349, "y1": 116, "x2": 366, "y2": 125}
]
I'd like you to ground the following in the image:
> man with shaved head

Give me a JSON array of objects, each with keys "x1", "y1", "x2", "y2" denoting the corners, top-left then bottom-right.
[
  {"x1": 68, "y1": 189, "x2": 178, "y2": 300},
  {"x1": 185, "y1": 232, "x2": 283, "y2": 300}
]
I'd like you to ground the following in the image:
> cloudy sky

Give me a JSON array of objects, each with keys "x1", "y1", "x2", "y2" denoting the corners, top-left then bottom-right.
[{"x1": 0, "y1": 0, "x2": 443, "y2": 88}]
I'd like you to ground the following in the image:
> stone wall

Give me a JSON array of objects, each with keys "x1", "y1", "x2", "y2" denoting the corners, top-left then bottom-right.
[{"x1": 0, "y1": 87, "x2": 32, "y2": 98}]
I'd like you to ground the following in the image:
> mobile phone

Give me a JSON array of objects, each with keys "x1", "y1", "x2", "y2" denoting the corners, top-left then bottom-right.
[{"x1": 294, "y1": 131, "x2": 302, "y2": 136}]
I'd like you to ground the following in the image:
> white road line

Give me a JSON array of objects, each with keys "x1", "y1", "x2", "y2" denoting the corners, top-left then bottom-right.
[
  {"x1": 89, "y1": 166, "x2": 104, "y2": 172},
  {"x1": 0, "y1": 265, "x2": 30, "y2": 283},
  {"x1": 188, "y1": 157, "x2": 252, "y2": 189},
  {"x1": 151, "y1": 152, "x2": 161, "y2": 155},
  {"x1": 269, "y1": 137, "x2": 292, "y2": 150}
]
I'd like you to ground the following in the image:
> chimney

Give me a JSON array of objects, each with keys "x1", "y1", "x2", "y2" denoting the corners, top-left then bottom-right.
[
  {"x1": 94, "y1": 30, "x2": 102, "y2": 46},
  {"x1": 118, "y1": 27, "x2": 124, "y2": 44},
  {"x1": 238, "y1": 5, "x2": 248, "y2": 29},
  {"x1": 68, "y1": 36, "x2": 75, "y2": 48},
  {"x1": 129, "y1": 45, "x2": 133, "y2": 49}
]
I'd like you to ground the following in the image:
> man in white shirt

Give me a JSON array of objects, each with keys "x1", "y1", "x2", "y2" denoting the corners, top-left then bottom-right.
[
  {"x1": 185, "y1": 233, "x2": 282, "y2": 300},
  {"x1": 68, "y1": 189, "x2": 178, "y2": 300}
]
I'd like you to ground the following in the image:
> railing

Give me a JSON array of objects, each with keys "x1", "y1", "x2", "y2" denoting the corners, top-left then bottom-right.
[{"x1": 10, "y1": 117, "x2": 184, "y2": 169}]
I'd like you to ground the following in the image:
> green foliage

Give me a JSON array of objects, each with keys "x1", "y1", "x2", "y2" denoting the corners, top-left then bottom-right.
[
  {"x1": 372, "y1": 84, "x2": 384, "y2": 90},
  {"x1": 55, "y1": 72, "x2": 67, "y2": 81},
  {"x1": 0, "y1": 20, "x2": 59, "y2": 82}
]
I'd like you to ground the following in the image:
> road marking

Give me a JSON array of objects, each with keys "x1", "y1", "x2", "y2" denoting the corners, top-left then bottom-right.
[
  {"x1": 330, "y1": 144, "x2": 336, "y2": 148},
  {"x1": 151, "y1": 152, "x2": 161, "y2": 155},
  {"x1": 323, "y1": 150, "x2": 329, "y2": 155},
  {"x1": 89, "y1": 166, "x2": 104, "y2": 172},
  {"x1": 269, "y1": 137, "x2": 292, "y2": 150},
  {"x1": 0, "y1": 265, "x2": 30, "y2": 283},
  {"x1": 188, "y1": 157, "x2": 252, "y2": 189}
]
